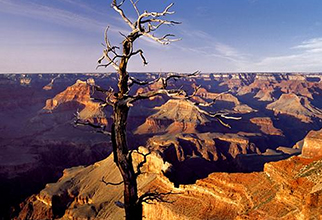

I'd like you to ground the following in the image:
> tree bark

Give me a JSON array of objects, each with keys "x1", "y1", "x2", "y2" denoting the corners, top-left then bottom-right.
[
  {"x1": 97, "y1": 2, "x2": 182, "y2": 219},
  {"x1": 111, "y1": 35, "x2": 142, "y2": 220},
  {"x1": 112, "y1": 102, "x2": 142, "y2": 220}
]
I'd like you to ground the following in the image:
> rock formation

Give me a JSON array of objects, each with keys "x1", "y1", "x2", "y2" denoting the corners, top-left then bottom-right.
[
  {"x1": 43, "y1": 79, "x2": 107, "y2": 125},
  {"x1": 254, "y1": 87, "x2": 274, "y2": 101},
  {"x1": 2, "y1": 72, "x2": 322, "y2": 219},
  {"x1": 267, "y1": 93, "x2": 322, "y2": 123},
  {"x1": 17, "y1": 146, "x2": 322, "y2": 220},
  {"x1": 135, "y1": 99, "x2": 209, "y2": 135},
  {"x1": 250, "y1": 117, "x2": 283, "y2": 136},
  {"x1": 17, "y1": 148, "x2": 169, "y2": 220},
  {"x1": 195, "y1": 86, "x2": 255, "y2": 113},
  {"x1": 301, "y1": 128, "x2": 322, "y2": 158}
]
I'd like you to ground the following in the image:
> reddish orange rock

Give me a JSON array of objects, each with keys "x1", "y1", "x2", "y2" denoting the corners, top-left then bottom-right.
[{"x1": 302, "y1": 129, "x2": 322, "y2": 158}]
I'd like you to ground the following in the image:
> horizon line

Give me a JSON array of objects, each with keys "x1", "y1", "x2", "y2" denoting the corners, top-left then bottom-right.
[{"x1": 1, "y1": 71, "x2": 322, "y2": 75}]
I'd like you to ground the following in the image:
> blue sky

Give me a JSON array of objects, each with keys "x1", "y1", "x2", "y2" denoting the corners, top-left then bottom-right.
[{"x1": 1, "y1": 0, "x2": 322, "y2": 73}]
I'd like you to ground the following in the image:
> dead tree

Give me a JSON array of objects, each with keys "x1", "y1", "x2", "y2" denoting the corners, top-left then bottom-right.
[
  {"x1": 96, "y1": 1, "x2": 183, "y2": 219},
  {"x1": 76, "y1": 1, "x2": 239, "y2": 219}
]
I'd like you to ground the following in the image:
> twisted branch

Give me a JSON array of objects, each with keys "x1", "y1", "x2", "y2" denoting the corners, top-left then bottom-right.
[
  {"x1": 92, "y1": 85, "x2": 116, "y2": 107},
  {"x1": 139, "y1": 189, "x2": 176, "y2": 204},
  {"x1": 98, "y1": 1, "x2": 181, "y2": 72},
  {"x1": 101, "y1": 177, "x2": 124, "y2": 186},
  {"x1": 74, "y1": 111, "x2": 111, "y2": 135},
  {"x1": 129, "y1": 0, "x2": 140, "y2": 16},
  {"x1": 131, "y1": 49, "x2": 148, "y2": 65},
  {"x1": 111, "y1": 0, "x2": 134, "y2": 29},
  {"x1": 135, "y1": 151, "x2": 151, "y2": 177},
  {"x1": 128, "y1": 74, "x2": 161, "y2": 87},
  {"x1": 160, "y1": 71, "x2": 199, "y2": 89},
  {"x1": 97, "y1": 26, "x2": 121, "y2": 71}
]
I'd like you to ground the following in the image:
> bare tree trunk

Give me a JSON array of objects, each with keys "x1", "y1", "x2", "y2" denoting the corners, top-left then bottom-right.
[
  {"x1": 93, "y1": 3, "x2": 184, "y2": 219},
  {"x1": 112, "y1": 102, "x2": 142, "y2": 220},
  {"x1": 111, "y1": 36, "x2": 142, "y2": 220}
]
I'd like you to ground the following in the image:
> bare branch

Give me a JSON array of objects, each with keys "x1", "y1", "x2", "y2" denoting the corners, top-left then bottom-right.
[
  {"x1": 92, "y1": 85, "x2": 116, "y2": 107},
  {"x1": 186, "y1": 85, "x2": 202, "y2": 100},
  {"x1": 189, "y1": 88, "x2": 233, "y2": 107},
  {"x1": 129, "y1": 0, "x2": 140, "y2": 16},
  {"x1": 161, "y1": 71, "x2": 199, "y2": 89},
  {"x1": 127, "y1": 71, "x2": 199, "y2": 103},
  {"x1": 93, "y1": 85, "x2": 113, "y2": 94},
  {"x1": 128, "y1": 74, "x2": 160, "y2": 87},
  {"x1": 119, "y1": 31, "x2": 129, "y2": 40},
  {"x1": 135, "y1": 3, "x2": 181, "y2": 44},
  {"x1": 143, "y1": 18, "x2": 181, "y2": 32},
  {"x1": 138, "y1": 189, "x2": 177, "y2": 205},
  {"x1": 141, "y1": 18, "x2": 180, "y2": 25},
  {"x1": 190, "y1": 103, "x2": 241, "y2": 128},
  {"x1": 131, "y1": 49, "x2": 148, "y2": 65},
  {"x1": 135, "y1": 150, "x2": 151, "y2": 177},
  {"x1": 74, "y1": 111, "x2": 111, "y2": 135},
  {"x1": 97, "y1": 53, "x2": 123, "y2": 69},
  {"x1": 74, "y1": 117, "x2": 104, "y2": 130},
  {"x1": 111, "y1": 0, "x2": 135, "y2": 29},
  {"x1": 141, "y1": 32, "x2": 181, "y2": 45},
  {"x1": 173, "y1": 85, "x2": 241, "y2": 128},
  {"x1": 113, "y1": 0, "x2": 126, "y2": 7},
  {"x1": 97, "y1": 27, "x2": 121, "y2": 71},
  {"x1": 101, "y1": 177, "x2": 124, "y2": 186},
  {"x1": 94, "y1": 130, "x2": 112, "y2": 136},
  {"x1": 128, "y1": 88, "x2": 185, "y2": 104},
  {"x1": 138, "y1": 3, "x2": 175, "y2": 21},
  {"x1": 127, "y1": 71, "x2": 240, "y2": 129}
]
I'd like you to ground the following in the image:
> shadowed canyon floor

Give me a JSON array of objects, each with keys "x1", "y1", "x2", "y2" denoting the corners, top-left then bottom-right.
[{"x1": 1, "y1": 72, "x2": 322, "y2": 219}]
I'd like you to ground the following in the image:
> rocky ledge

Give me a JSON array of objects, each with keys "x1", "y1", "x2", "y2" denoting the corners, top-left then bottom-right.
[{"x1": 16, "y1": 142, "x2": 322, "y2": 220}]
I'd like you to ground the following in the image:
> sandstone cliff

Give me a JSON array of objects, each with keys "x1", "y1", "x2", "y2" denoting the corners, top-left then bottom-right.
[
  {"x1": 4, "y1": 72, "x2": 322, "y2": 219},
  {"x1": 17, "y1": 146, "x2": 322, "y2": 220},
  {"x1": 43, "y1": 79, "x2": 107, "y2": 125},
  {"x1": 17, "y1": 148, "x2": 171, "y2": 220},
  {"x1": 301, "y1": 128, "x2": 322, "y2": 158},
  {"x1": 135, "y1": 99, "x2": 209, "y2": 135}
]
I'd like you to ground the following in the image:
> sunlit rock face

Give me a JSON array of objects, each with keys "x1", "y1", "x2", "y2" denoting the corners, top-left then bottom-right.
[
  {"x1": 0, "y1": 75, "x2": 114, "y2": 219},
  {"x1": 17, "y1": 147, "x2": 169, "y2": 220},
  {"x1": 43, "y1": 79, "x2": 108, "y2": 125},
  {"x1": 3, "y1": 72, "x2": 322, "y2": 219},
  {"x1": 135, "y1": 99, "x2": 209, "y2": 135},
  {"x1": 250, "y1": 117, "x2": 283, "y2": 136},
  {"x1": 302, "y1": 129, "x2": 322, "y2": 158},
  {"x1": 267, "y1": 93, "x2": 322, "y2": 123},
  {"x1": 195, "y1": 87, "x2": 255, "y2": 113},
  {"x1": 254, "y1": 87, "x2": 274, "y2": 101},
  {"x1": 144, "y1": 156, "x2": 322, "y2": 220},
  {"x1": 17, "y1": 146, "x2": 322, "y2": 220}
]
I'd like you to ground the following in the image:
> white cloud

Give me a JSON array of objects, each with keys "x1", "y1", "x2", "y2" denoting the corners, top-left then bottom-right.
[
  {"x1": 177, "y1": 21, "x2": 322, "y2": 72},
  {"x1": 58, "y1": 0, "x2": 107, "y2": 16},
  {"x1": 252, "y1": 38, "x2": 322, "y2": 72},
  {"x1": 178, "y1": 27, "x2": 249, "y2": 62},
  {"x1": 214, "y1": 42, "x2": 241, "y2": 57},
  {"x1": 292, "y1": 38, "x2": 322, "y2": 53},
  {"x1": 0, "y1": 0, "x2": 104, "y2": 32},
  {"x1": 0, "y1": 0, "x2": 129, "y2": 33}
]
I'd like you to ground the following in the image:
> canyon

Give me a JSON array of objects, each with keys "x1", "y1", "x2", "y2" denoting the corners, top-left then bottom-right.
[
  {"x1": 1, "y1": 72, "x2": 322, "y2": 219},
  {"x1": 17, "y1": 129, "x2": 322, "y2": 219}
]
